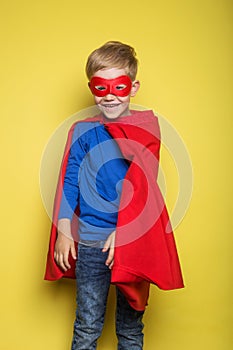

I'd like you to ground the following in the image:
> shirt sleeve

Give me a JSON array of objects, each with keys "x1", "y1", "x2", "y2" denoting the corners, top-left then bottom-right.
[{"x1": 58, "y1": 124, "x2": 88, "y2": 220}]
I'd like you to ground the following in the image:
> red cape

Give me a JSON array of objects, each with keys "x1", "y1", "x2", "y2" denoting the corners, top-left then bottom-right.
[{"x1": 44, "y1": 110, "x2": 184, "y2": 310}]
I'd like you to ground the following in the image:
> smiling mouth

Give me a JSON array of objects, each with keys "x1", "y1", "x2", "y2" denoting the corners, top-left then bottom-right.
[{"x1": 101, "y1": 104, "x2": 121, "y2": 108}]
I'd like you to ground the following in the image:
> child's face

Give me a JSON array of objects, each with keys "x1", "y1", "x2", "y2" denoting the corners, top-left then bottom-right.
[{"x1": 90, "y1": 67, "x2": 140, "y2": 120}]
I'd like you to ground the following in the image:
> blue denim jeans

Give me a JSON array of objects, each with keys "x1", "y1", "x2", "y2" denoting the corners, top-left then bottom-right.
[{"x1": 71, "y1": 243, "x2": 144, "y2": 350}]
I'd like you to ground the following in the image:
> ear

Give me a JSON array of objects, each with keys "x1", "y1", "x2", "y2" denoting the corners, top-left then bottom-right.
[{"x1": 130, "y1": 80, "x2": 140, "y2": 97}]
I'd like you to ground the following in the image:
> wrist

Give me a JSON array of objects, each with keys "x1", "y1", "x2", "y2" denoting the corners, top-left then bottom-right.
[{"x1": 57, "y1": 219, "x2": 73, "y2": 240}]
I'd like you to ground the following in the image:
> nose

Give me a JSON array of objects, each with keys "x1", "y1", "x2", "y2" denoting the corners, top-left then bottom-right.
[{"x1": 104, "y1": 93, "x2": 116, "y2": 100}]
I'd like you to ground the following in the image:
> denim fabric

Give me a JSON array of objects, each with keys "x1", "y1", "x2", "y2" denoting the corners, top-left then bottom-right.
[
  {"x1": 116, "y1": 288, "x2": 144, "y2": 350},
  {"x1": 71, "y1": 244, "x2": 144, "y2": 350}
]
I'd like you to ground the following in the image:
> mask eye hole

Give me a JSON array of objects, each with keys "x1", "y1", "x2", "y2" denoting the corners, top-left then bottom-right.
[
  {"x1": 95, "y1": 85, "x2": 107, "y2": 91},
  {"x1": 115, "y1": 84, "x2": 127, "y2": 90}
]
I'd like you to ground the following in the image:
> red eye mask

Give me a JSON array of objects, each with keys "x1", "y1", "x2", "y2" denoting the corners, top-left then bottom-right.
[{"x1": 89, "y1": 75, "x2": 132, "y2": 97}]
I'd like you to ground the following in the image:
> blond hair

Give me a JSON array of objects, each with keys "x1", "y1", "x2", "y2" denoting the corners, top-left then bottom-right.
[{"x1": 85, "y1": 41, "x2": 138, "y2": 81}]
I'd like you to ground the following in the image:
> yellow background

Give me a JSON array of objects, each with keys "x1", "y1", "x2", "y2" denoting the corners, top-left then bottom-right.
[{"x1": 1, "y1": 0, "x2": 232, "y2": 349}]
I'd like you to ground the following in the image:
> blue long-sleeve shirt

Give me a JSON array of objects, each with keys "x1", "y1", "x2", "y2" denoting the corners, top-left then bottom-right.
[{"x1": 58, "y1": 121, "x2": 129, "y2": 241}]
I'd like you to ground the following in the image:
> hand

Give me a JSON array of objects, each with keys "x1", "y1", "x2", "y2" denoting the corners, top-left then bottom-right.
[
  {"x1": 54, "y1": 232, "x2": 77, "y2": 272},
  {"x1": 102, "y1": 231, "x2": 115, "y2": 269}
]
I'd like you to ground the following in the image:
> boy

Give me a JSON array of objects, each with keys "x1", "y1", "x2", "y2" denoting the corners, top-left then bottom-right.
[{"x1": 45, "y1": 41, "x2": 184, "y2": 350}]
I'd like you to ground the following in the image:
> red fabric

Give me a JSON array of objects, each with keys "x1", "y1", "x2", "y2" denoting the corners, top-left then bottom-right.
[
  {"x1": 44, "y1": 110, "x2": 184, "y2": 311},
  {"x1": 89, "y1": 75, "x2": 132, "y2": 97}
]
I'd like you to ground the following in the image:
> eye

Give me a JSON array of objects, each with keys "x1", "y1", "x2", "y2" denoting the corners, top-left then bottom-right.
[
  {"x1": 95, "y1": 85, "x2": 107, "y2": 91},
  {"x1": 115, "y1": 84, "x2": 127, "y2": 90}
]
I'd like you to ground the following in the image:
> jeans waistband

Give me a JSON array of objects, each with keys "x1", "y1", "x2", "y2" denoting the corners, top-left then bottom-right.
[{"x1": 78, "y1": 239, "x2": 106, "y2": 248}]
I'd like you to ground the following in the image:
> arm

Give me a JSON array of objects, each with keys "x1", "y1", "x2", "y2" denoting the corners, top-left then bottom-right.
[
  {"x1": 58, "y1": 125, "x2": 88, "y2": 220},
  {"x1": 55, "y1": 124, "x2": 88, "y2": 271}
]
